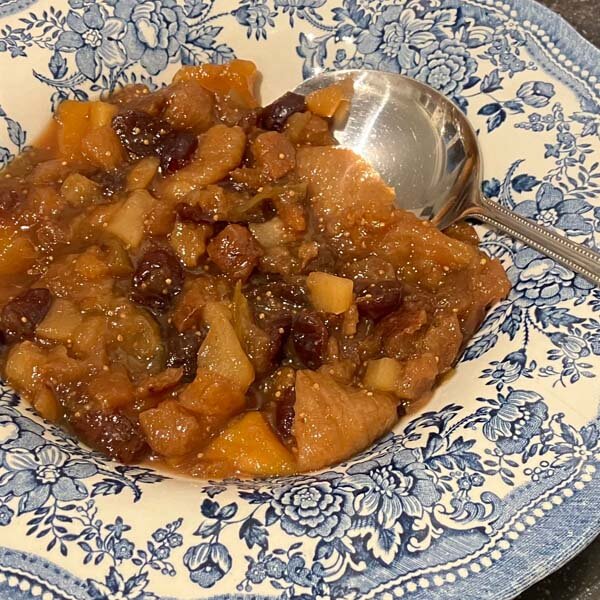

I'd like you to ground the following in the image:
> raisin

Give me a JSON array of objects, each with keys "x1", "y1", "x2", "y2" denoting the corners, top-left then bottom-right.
[
  {"x1": 207, "y1": 224, "x2": 261, "y2": 280},
  {"x1": 159, "y1": 130, "x2": 198, "y2": 174},
  {"x1": 0, "y1": 288, "x2": 52, "y2": 343},
  {"x1": 0, "y1": 186, "x2": 24, "y2": 216},
  {"x1": 356, "y1": 281, "x2": 403, "y2": 321},
  {"x1": 259, "y1": 92, "x2": 306, "y2": 132},
  {"x1": 90, "y1": 169, "x2": 125, "y2": 198},
  {"x1": 69, "y1": 409, "x2": 148, "y2": 463},
  {"x1": 166, "y1": 329, "x2": 205, "y2": 383},
  {"x1": 175, "y1": 202, "x2": 215, "y2": 224},
  {"x1": 263, "y1": 313, "x2": 293, "y2": 365},
  {"x1": 130, "y1": 248, "x2": 184, "y2": 311},
  {"x1": 291, "y1": 311, "x2": 328, "y2": 370},
  {"x1": 112, "y1": 110, "x2": 172, "y2": 159},
  {"x1": 275, "y1": 386, "x2": 296, "y2": 442}
]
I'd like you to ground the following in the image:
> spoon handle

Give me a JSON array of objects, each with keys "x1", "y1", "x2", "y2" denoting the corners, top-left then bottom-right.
[{"x1": 476, "y1": 196, "x2": 600, "y2": 287}]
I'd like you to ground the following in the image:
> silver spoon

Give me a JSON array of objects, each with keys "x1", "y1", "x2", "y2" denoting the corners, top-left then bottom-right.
[{"x1": 293, "y1": 70, "x2": 600, "y2": 287}]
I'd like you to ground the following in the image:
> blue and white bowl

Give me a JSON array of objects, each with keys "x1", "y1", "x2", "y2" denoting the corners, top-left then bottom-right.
[{"x1": 0, "y1": 1, "x2": 599, "y2": 599}]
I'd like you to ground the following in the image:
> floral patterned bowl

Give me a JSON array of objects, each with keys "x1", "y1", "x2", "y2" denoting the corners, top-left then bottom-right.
[{"x1": 1, "y1": 1, "x2": 599, "y2": 599}]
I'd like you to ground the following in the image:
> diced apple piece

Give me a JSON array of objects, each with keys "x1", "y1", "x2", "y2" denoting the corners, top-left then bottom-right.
[
  {"x1": 252, "y1": 132, "x2": 296, "y2": 180},
  {"x1": 0, "y1": 229, "x2": 38, "y2": 276},
  {"x1": 32, "y1": 386, "x2": 61, "y2": 422},
  {"x1": 5, "y1": 341, "x2": 47, "y2": 394},
  {"x1": 307, "y1": 271, "x2": 353, "y2": 314},
  {"x1": 106, "y1": 190, "x2": 155, "y2": 249},
  {"x1": 82, "y1": 124, "x2": 125, "y2": 170},
  {"x1": 306, "y1": 78, "x2": 354, "y2": 118},
  {"x1": 363, "y1": 357, "x2": 403, "y2": 393},
  {"x1": 203, "y1": 412, "x2": 296, "y2": 477},
  {"x1": 140, "y1": 400, "x2": 203, "y2": 457},
  {"x1": 169, "y1": 221, "x2": 210, "y2": 268},
  {"x1": 126, "y1": 157, "x2": 160, "y2": 191},
  {"x1": 36, "y1": 299, "x2": 83, "y2": 343},
  {"x1": 249, "y1": 217, "x2": 296, "y2": 249},
  {"x1": 71, "y1": 315, "x2": 107, "y2": 364},
  {"x1": 88, "y1": 101, "x2": 118, "y2": 128},
  {"x1": 363, "y1": 354, "x2": 438, "y2": 401},
  {"x1": 56, "y1": 100, "x2": 90, "y2": 159},
  {"x1": 179, "y1": 368, "x2": 245, "y2": 432},
  {"x1": 293, "y1": 370, "x2": 397, "y2": 471},
  {"x1": 60, "y1": 173, "x2": 103, "y2": 207},
  {"x1": 197, "y1": 302, "x2": 254, "y2": 393}
]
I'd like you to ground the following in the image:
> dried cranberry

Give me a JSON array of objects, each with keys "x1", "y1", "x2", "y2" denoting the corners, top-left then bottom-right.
[
  {"x1": 259, "y1": 92, "x2": 306, "y2": 132},
  {"x1": 275, "y1": 387, "x2": 296, "y2": 442},
  {"x1": 112, "y1": 110, "x2": 172, "y2": 159},
  {"x1": 207, "y1": 224, "x2": 261, "y2": 280},
  {"x1": 130, "y1": 248, "x2": 184, "y2": 311},
  {"x1": 0, "y1": 288, "x2": 52, "y2": 343},
  {"x1": 175, "y1": 202, "x2": 215, "y2": 224},
  {"x1": 291, "y1": 311, "x2": 328, "y2": 370},
  {"x1": 159, "y1": 130, "x2": 198, "y2": 174},
  {"x1": 166, "y1": 329, "x2": 204, "y2": 383},
  {"x1": 356, "y1": 281, "x2": 403, "y2": 321},
  {"x1": 69, "y1": 409, "x2": 147, "y2": 463}
]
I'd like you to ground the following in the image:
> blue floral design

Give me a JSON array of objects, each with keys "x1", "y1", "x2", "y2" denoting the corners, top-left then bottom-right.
[
  {"x1": 356, "y1": 6, "x2": 435, "y2": 72},
  {"x1": 514, "y1": 183, "x2": 593, "y2": 235},
  {"x1": 481, "y1": 350, "x2": 535, "y2": 390},
  {"x1": 114, "y1": 0, "x2": 188, "y2": 75},
  {"x1": 56, "y1": 4, "x2": 126, "y2": 80},
  {"x1": 348, "y1": 449, "x2": 440, "y2": 526},
  {"x1": 507, "y1": 246, "x2": 594, "y2": 308},
  {"x1": 483, "y1": 390, "x2": 548, "y2": 455},
  {"x1": 0, "y1": 503, "x2": 13, "y2": 525},
  {"x1": 235, "y1": 1, "x2": 276, "y2": 40},
  {"x1": 412, "y1": 38, "x2": 476, "y2": 98},
  {"x1": 271, "y1": 474, "x2": 353, "y2": 541},
  {"x1": 516, "y1": 81, "x2": 555, "y2": 108},
  {"x1": 0, "y1": 445, "x2": 97, "y2": 512}
]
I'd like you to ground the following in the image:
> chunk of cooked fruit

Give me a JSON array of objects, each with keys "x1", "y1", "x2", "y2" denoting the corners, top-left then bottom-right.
[
  {"x1": 89, "y1": 101, "x2": 118, "y2": 128},
  {"x1": 60, "y1": 173, "x2": 102, "y2": 206},
  {"x1": 293, "y1": 370, "x2": 397, "y2": 471},
  {"x1": 363, "y1": 357, "x2": 404, "y2": 394},
  {"x1": 56, "y1": 100, "x2": 90, "y2": 159},
  {"x1": 1, "y1": 288, "x2": 52, "y2": 343},
  {"x1": 112, "y1": 110, "x2": 170, "y2": 159},
  {"x1": 163, "y1": 80, "x2": 215, "y2": 132},
  {"x1": 179, "y1": 368, "x2": 245, "y2": 430},
  {"x1": 88, "y1": 366, "x2": 135, "y2": 410},
  {"x1": 36, "y1": 298, "x2": 82, "y2": 343},
  {"x1": 198, "y1": 302, "x2": 255, "y2": 393},
  {"x1": 159, "y1": 130, "x2": 199, "y2": 174},
  {"x1": 252, "y1": 132, "x2": 296, "y2": 180},
  {"x1": 32, "y1": 386, "x2": 61, "y2": 422},
  {"x1": 140, "y1": 400, "x2": 203, "y2": 457},
  {"x1": 306, "y1": 272, "x2": 353, "y2": 315},
  {"x1": 126, "y1": 157, "x2": 160, "y2": 191},
  {"x1": 173, "y1": 59, "x2": 259, "y2": 108},
  {"x1": 106, "y1": 190, "x2": 156, "y2": 249},
  {"x1": 296, "y1": 146, "x2": 395, "y2": 235},
  {"x1": 208, "y1": 224, "x2": 261, "y2": 280},
  {"x1": 70, "y1": 410, "x2": 148, "y2": 463},
  {"x1": 169, "y1": 221, "x2": 210, "y2": 268},
  {"x1": 130, "y1": 246, "x2": 184, "y2": 311},
  {"x1": 157, "y1": 125, "x2": 246, "y2": 200},
  {"x1": 4, "y1": 340, "x2": 48, "y2": 394},
  {"x1": 0, "y1": 228, "x2": 38, "y2": 276},
  {"x1": 355, "y1": 281, "x2": 403, "y2": 321},
  {"x1": 305, "y1": 78, "x2": 353, "y2": 118},
  {"x1": 171, "y1": 276, "x2": 228, "y2": 332},
  {"x1": 81, "y1": 124, "x2": 125, "y2": 170},
  {"x1": 291, "y1": 311, "x2": 328, "y2": 370},
  {"x1": 203, "y1": 411, "x2": 296, "y2": 477},
  {"x1": 166, "y1": 329, "x2": 203, "y2": 383},
  {"x1": 259, "y1": 92, "x2": 306, "y2": 132}
]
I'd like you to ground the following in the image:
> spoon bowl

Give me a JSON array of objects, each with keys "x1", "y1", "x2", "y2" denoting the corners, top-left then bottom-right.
[{"x1": 294, "y1": 70, "x2": 600, "y2": 286}]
